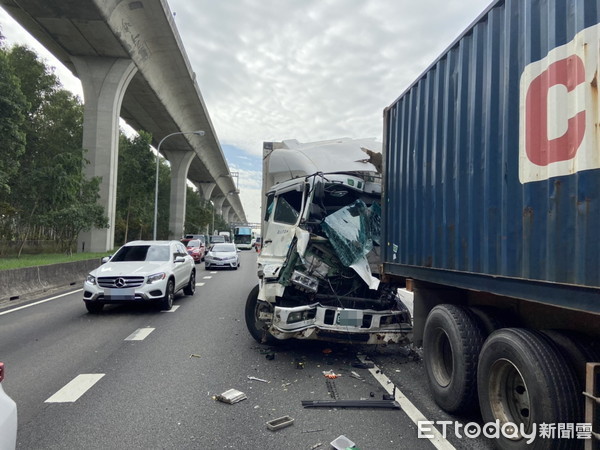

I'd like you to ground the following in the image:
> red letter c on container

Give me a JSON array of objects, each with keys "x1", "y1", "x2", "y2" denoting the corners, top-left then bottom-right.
[{"x1": 525, "y1": 55, "x2": 585, "y2": 166}]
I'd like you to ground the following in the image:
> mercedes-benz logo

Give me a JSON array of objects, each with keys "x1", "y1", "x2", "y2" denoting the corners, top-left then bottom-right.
[{"x1": 114, "y1": 278, "x2": 126, "y2": 288}]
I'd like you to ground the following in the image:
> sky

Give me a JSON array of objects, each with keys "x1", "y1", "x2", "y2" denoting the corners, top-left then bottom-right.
[{"x1": 0, "y1": 0, "x2": 491, "y2": 224}]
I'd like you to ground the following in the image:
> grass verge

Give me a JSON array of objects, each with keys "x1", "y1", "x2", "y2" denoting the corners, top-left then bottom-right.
[{"x1": 0, "y1": 252, "x2": 111, "y2": 271}]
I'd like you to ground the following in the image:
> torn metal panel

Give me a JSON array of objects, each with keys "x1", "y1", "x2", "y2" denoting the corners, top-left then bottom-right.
[{"x1": 321, "y1": 200, "x2": 381, "y2": 289}]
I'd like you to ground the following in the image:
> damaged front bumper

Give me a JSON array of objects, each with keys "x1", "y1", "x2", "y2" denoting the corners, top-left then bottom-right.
[{"x1": 269, "y1": 303, "x2": 412, "y2": 345}]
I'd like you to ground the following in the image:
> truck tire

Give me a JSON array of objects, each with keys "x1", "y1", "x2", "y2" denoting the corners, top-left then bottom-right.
[
  {"x1": 478, "y1": 328, "x2": 581, "y2": 450},
  {"x1": 183, "y1": 271, "x2": 196, "y2": 296},
  {"x1": 158, "y1": 279, "x2": 174, "y2": 311},
  {"x1": 423, "y1": 304, "x2": 485, "y2": 413},
  {"x1": 245, "y1": 284, "x2": 278, "y2": 345},
  {"x1": 469, "y1": 306, "x2": 513, "y2": 337},
  {"x1": 541, "y1": 329, "x2": 600, "y2": 392}
]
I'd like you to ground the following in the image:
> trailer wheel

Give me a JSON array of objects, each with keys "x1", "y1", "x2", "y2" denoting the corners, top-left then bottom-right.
[
  {"x1": 423, "y1": 304, "x2": 485, "y2": 413},
  {"x1": 469, "y1": 306, "x2": 513, "y2": 337},
  {"x1": 478, "y1": 328, "x2": 581, "y2": 450},
  {"x1": 245, "y1": 284, "x2": 278, "y2": 345},
  {"x1": 541, "y1": 329, "x2": 600, "y2": 392}
]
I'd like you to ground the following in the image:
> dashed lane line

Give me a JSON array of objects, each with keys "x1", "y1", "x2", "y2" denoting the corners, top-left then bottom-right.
[
  {"x1": 202, "y1": 276, "x2": 212, "y2": 279},
  {"x1": 357, "y1": 355, "x2": 456, "y2": 450},
  {"x1": 45, "y1": 374, "x2": 105, "y2": 403},
  {"x1": 124, "y1": 327, "x2": 155, "y2": 341},
  {"x1": 196, "y1": 282, "x2": 205, "y2": 287},
  {"x1": 160, "y1": 305, "x2": 180, "y2": 313}
]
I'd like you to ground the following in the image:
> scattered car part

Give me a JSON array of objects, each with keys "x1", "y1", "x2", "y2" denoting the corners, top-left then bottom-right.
[
  {"x1": 266, "y1": 415, "x2": 294, "y2": 431},
  {"x1": 301, "y1": 399, "x2": 401, "y2": 409},
  {"x1": 214, "y1": 389, "x2": 247, "y2": 404}
]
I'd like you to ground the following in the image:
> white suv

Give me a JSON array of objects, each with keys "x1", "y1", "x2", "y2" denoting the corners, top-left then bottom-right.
[{"x1": 83, "y1": 240, "x2": 196, "y2": 313}]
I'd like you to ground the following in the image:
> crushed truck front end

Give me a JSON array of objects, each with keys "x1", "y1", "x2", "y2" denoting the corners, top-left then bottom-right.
[{"x1": 246, "y1": 139, "x2": 412, "y2": 346}]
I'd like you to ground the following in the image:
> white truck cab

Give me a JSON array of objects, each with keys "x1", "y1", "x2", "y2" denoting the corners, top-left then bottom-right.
[{"x1": 245, "y1": 138, "x2": 412, "y2": 345}]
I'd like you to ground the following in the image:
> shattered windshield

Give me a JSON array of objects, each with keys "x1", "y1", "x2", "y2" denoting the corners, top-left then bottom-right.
[{"x1": 273, "y1": 190, "x2": 302, "y2": 224}]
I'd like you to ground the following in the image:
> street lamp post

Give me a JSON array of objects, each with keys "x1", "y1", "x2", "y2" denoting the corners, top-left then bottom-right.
[
  {"x1": 153, "y1": 130, "x2": 205, "y2": 240},
  {"x1": 210, "y1": 200, "x2": 215, "y2": 235}
]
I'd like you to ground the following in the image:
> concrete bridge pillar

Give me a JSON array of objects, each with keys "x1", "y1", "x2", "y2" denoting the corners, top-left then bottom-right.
[
  {"x1": 221, "y1": 205, "x2": 231, "y2": 224},
  {"x1": 74, "y1": 56, "x2": 138, "y2": 252},
  {"x1": 212, "y1": 196, "x2": 226, "y2": 217},
  {"x1": 163, "y1": 150, "x2": 196, "y2": 239},
  {"x1": 195, "y1": 182, "x2": 216, "y2": 201}
]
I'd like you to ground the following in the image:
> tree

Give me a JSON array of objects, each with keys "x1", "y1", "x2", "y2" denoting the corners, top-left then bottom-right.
[
  {"x1": 42, "y1": 175, "x2": 108, "y2": 255},
  {"x1": 184, "y1": 187, "x2": 212, "y2": 235},
  {"x1": 0, "y1": 47, "x2": 27, "y2": 199},
  {"x1": 1, "y1": 44, "x2": 106, "y2": 255},
  {"x1": 116, "y1": 132, "x2": 155, "y2": 244}
]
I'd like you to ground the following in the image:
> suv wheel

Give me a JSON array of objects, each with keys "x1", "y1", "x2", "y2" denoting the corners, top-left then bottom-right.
[
  {"x1": 183, "y1": 271, "x2": 196, "y2": 296},
  {"x1": 159, "y1": 279, "x2": 174, "y2": 310},
  {"x1": 85, "y1": 301, "x2": 104, "y2": 314}
]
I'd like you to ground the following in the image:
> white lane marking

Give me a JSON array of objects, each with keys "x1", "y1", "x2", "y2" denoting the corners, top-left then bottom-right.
[
  {"x1": 45, "y1": 374, "x2": 105, "y2": 403},
  {"x1": 195, "y1": 282, "x2": 205, "y2": 287},
  {"x1": 203, "y1": 276, "x2": 212, "y2": 279},
  {"x1": 124, "y1": 327, "x2": 155, "y2": 341},
  {"x1": 358, "y1": 355, "x2": 456, "y2": 450},
  {"x1": 0, "y1": 289, "x2": 83, "y2": 316},
  {"x1": 161, "y1": 305, "x2": 180, "y2": 313},
  {"x1": 210, "y1": 271, "x2": 217, "y2": 274}
]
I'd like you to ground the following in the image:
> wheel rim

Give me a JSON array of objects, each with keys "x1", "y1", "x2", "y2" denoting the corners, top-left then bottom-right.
[
  {"x1": 430, "y1": 327, "x2": 453, "y2": 387},
  {"x1": 167, "y1": 281, "x2": 174, "y2": 307},
  {"x1": 254, "y1": 300, "x2": 272, "y2": 330},
  {"x1": 488, "y1": 358, "x2": 531, "y2": 438}
]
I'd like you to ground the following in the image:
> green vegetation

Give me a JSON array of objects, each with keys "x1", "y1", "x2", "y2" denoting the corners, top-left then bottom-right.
[
  {"x1": 0, "y1": 252, "x2": 111, "y2": 271},
  {"x1": 0, "y1": 32, "x2": 230, "y2": 258}
]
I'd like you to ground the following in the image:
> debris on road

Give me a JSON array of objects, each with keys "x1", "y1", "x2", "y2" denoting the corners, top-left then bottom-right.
[
  {"x1": 322, "y1": 370, "x2": 341, "y2": 379},
  {"x1": 266, "y1": 415, "x2": 294, "y2": 431},
  {"x1": 349, "y1": 371, "x2": 363, "y2": 380},
  {"x1": 247, "y1": 375, "x2": 270, "y2": 383},
  {"x1": 331, "y1": 435, "x2": 357, "y2": 450},
  {"x1": 351, "y1": 361, "x2": 374, "y2": 369},
  {"x1": 301, "y1": 399, "x2": 401, "y2": 409},
  {"x1": 302, "y1": 429, "x2": 325, "y2": 434},
  {"x1": 309, "y1": 443, "x2": 323, "y2": 449},
  {"x1": 213, "y1": 389, "x2": 247, "y2": 404},
  {"x1": 189, "y1": 354, "x2": 201, "y2": 358}
]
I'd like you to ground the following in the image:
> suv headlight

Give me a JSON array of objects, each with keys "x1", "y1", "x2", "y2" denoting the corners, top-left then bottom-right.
[
  {"x1": 147, "y1": 272, "x2": 166, "y2": 284},
  {"x1": 86, "y1": 274, "x2": 96, "y2": 285}
]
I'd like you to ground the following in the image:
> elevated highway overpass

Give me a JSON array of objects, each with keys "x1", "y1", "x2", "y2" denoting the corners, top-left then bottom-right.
[{"x1": 0, "y1": 0, "x2": 246, "y2": 251}]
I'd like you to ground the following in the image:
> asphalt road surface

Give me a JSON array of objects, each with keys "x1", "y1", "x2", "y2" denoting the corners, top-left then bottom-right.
[{"x1": 0, "y1": 251, "x2": 492, "y2": 449}]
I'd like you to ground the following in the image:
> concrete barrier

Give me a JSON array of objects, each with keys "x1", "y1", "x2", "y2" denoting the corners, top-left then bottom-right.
[{"x1": 0, "y1": 259, "x2": 103, "y2": 304}]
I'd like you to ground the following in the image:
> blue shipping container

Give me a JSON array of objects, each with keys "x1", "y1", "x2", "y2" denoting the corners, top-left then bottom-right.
[{"x1": 383, "y1": 0, "x2": 600, "y2": 312}]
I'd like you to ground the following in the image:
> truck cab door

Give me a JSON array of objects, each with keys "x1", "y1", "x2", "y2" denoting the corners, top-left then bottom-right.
[{"x1": 260, "y1": 184, "x2": 305, "y2": 263}]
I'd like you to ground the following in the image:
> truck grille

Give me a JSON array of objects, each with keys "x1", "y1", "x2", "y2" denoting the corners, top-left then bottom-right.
[{"x1": 98, "y1": 276, "x2": 145, "y2": 288}]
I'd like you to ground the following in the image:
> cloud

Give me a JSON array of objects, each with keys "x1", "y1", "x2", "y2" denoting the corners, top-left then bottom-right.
[
  {"x1": 171, "y1": 0, "x2": 488, "y2": 156},
  {"x1": 1, "y1": 0, "x2": 490, "y2": 224}
]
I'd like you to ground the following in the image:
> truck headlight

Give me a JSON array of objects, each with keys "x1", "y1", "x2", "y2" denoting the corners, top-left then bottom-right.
[
  {"x1": 147, "y1": 272, "x2": 166, "y2": 284},
  {"x1": 291, "y1": 270, "x2": 319, "y2": 293}
]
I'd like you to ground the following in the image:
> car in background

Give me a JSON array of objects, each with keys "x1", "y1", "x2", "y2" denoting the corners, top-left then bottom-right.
[
  {"x1": 83, "y1": 240, "x2": 196, "y2": 313},
  {"x1": 0, "y1": 362, "x2": 17, "y2": 450},
  {"x1": 208, "y1": 235, "x2": 226, "y2": 245},
  {"x1": 205, "y1": 243, "x2": 240, "y2": 270},
  {"x1": 254, "y1": 236, "x2": 262, "y2": 253},
  {"x1": 181, "y1": 238, "x2": 206, "y2": 263}
]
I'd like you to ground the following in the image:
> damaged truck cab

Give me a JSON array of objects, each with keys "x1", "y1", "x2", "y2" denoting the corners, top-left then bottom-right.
[{"x1": 245, "y1": 138, "x2": 412, "y2": 345}]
